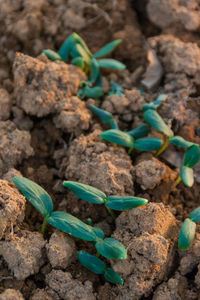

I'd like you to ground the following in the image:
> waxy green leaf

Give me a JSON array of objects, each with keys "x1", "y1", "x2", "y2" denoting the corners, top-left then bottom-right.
[
  {"x1": 89, "y1": 104, "x2": 113, "y2": 124},
  {"x1": 127, "y1": 124, "x2": 150, "y2": 139},
  {"x1": 76, "y1": 44, "x2": 91, "y2": 64},
  {"x1": 47, "y1": 211, "x2": 102, "y2": 242},
  {"x1": 104, "y1": 268, "x2": 123, "y2": 285},
  {"x1": 63, "y1": 181, "x2": 106, "y2": 204},
  {"x1": 178, "y1": 218, "x2": 196, "y2": 250},
  {"x1": 106, "y1": 196, "x2": 148, "y2": 211},
  {"x1": 183, "y1": 144, "x2": 200, "y2": 168},
  {"x1": 144, "y1": 109, "x2": 174, "y2": 137},
  {"x1": 109, "y1": 119, "x2": 119, "y2": 130},
  {"x1": 134, "y1": 137, "x2": 162, "y2": 151},
  {"x1": 58, "y1": 34, "x2": 75, "y2": 62},
  {"x1": 42, "y1": 49, "x2": 61, "y2": 61},
  {"x1": 169, "y1": 136, "x2": 194, "y2": 148},
  {"x1": 142, "y1": 94, "x2": 167, "y2": 111},
  {"x1": 189, "y1": 207, "x2": 200, "y2": 223},
  {"x1": 94, "y1": 40, "x2": 122, "y2": 58},
  {"x1": 98, "y1": 59, "x2": 126, "y2": 70},
  {"x1": 78, "y1": 251, "x2": 106, "y2": 274},
  {"x1": 71, "y1": 56, "x2": 84, "y2": 69},
  {"x1": 13, "y1": 176, "x2": 53, "y2": 217},
  {"x1": 95, "y1": 238, "x2": 127, "y2": 260},
  {"x1": 90, "y1": 58, "x2": 100, "y2": 84},
  {"x1": 180, "y1": 165, "x2": 194, "y2": 187},
  {"x1": 100, "y1": 129, "x2": 135, "y2": 148},
  {"x1": 78, "y1": 86, "x2": 103, "y2": 99},
  {"x1": 109, "y1": 81, "x2": 123, "y2": 97}
]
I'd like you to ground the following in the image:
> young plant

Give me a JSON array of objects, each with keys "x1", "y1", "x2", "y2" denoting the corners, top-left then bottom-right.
[
  {"x1": 63, "y1": 181, "x2": 148, "y2": 219},
  {"x1": 89, "y1": 104, "x2": 119, "y2": 129},
  {"x1": 100, "y1": 129, "x2": 162, "y2": 154},
  {"x1": 13, "y1": 176, "x2": 127, "y2": 284},
  {"x1": 178, "y1": 206, "x2": 200, "y2": 250},
  {"x1": 108, "y1": 81, "x2": 124, "y2": 97}
]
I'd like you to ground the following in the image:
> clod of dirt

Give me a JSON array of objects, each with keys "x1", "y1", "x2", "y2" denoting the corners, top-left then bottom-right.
[
  {"x1": 134, "y1": 157, "x2": 177, "y2": 190},
  {"x1": 195, "y1": 263, "x2": 200, "y2": 288},
  {"x1": 46, "y1": 232, "x2": 76, "y2": 269},
  {"x1": 31, "y1": 289, "x2": 57, "y2": 300},
  {"x1": 13, "y1": 53, "x2": 86, "y2": 117},
  {"x1": 3, "y1": 168, "x2": 22, "y2": 182},
  {"x1": 0, "y1": 289, "x2": 24, "y2": 300},
  {"x1": 0, "y1": 88, "x2": 12, "y2": 121},
  {"x1": 61, "y1": 129, "x2": 134, "y2": 195},
  {"x1": 0, "y1": 230, "x2": 46, "y2": 280},
  {"x1": 148, "y1": 35, "x2": 200, "y2": 92},
  {"x1": 0, "y1": 120, "x2": 33, "y2": 176},
  {"x1": 46, "y1": 270, "x2": 96, "y2": 300},
  {"x1": 147, "y1": 0, "x2": 200, "y2": 31},
  {"x1": 112, "y1": 203, "x2": 178, "y2": 299},
  {"x1": 0, "y1": 180, "x2": 26, "y2": 240},
  {"x1": 12, "y1": 106, "x2": 33, "y2": 131}
]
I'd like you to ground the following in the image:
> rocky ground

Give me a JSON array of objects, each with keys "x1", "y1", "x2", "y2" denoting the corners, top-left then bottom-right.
[{"x1": 0, "y1": 0, "x2": 200, "y2": 299}]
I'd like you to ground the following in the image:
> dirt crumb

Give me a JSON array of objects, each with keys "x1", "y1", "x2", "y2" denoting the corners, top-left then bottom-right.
[{"x1": 0, "y1": 289, "x2": 24, "y2": 300}]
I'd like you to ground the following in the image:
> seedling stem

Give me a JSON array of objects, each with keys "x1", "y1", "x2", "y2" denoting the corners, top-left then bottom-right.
[
  {"x1": 155, "y1": 138, "x2": 169, "y2": 157},
  {"x1": 41, "y1": 217, "x2": 48, "y2": 235}
]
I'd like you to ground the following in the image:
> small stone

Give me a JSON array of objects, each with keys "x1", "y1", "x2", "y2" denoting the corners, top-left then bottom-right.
[{"x1": 0, "y1": 289, "x2": 24, "y2": 300}]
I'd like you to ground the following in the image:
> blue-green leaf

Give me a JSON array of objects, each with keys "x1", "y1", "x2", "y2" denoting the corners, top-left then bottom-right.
[
  {"x1": 189, "y1": 207, "x2": 200, "y2": 223},
  {"x1": 109, "y1": 81, "x2": 124, "y2": 97},
  {"x1": 47, "y1": 211, "x2": 101, "y2": 242},
  {"x1": 71, "y1": 56, "x2": 84, "y2": 69},
  {"x1": 127, "y1": 124, "x2": 150, "y2": 139},
  {"x1": 142, "y1": 94, "x2": 168, "y2": 112},
  {"x1": 98, "y1": 59, "x2": 126, "y2": 70},
  {"x1": 42, "y1": 49, "x2": 61, "y2": 61},
  {"x1": 63, "y1": 181, "x2": 106, "y2": 204},
  {"x1": 169, "y1": 136, "x2": 194, "y2": 148},
  {"x1": 106, "y1": 196, "x2": 148, "y2": 211},
  {"x1": 100, "y1": 129, "x2": 135, "y2": 148},
  {"x1": 134, "y1": 137, "x2": 162, "y2": 151},
  {"x1": 95, "y1": 238, "x2": 127, "y2": 260},
  {"x1": 58, "y1": 34, "x2": 75, "y2": 62},
  {"x1": 89, "y1": 104, "x2": 113, "y2": 124},
  {"x1": 109, "y1": 119, "x2": 119, "y2": 130},
  {"x1": 183, "y1": 144, "x2": 200, "y2": 168},
  {"x1": 178, "y1": 218, "x2": 196, "y2": 250},
  {"x1": 180, "y1": 165, "x2": 194, "y2": 187},
  {"x1": 104, "y1": 268, "x2": 123, "y2": 285},
  {"x1": 78, "y1": 86, "x2": 103, "y2": 99},
  {"x1": 71, "y1": 44, "x2": 80, "y2": 58},
  {"x1": 76, "y1": 44, "x2": 91, "y2": 64},
  {"x1": 94, "y1": 40, "x2": 122, "y2": 58},
  {"x1": 144, "y1": 110, "x2": 174, "y2": 137},
  {"x1": 73, "y1": 33, "x2": 92, "y2": 57},
  {"x1": 92, "y1": 227, "x2": 104, "y2": 240},
  {"x1": 78, "y1": 251, "x2": 106, "y2": 274},
  {"x1": 12, "y1": 176, "x2": 53, "y2": 217},
  {"x1": 89, "y1": 58, "x2": 100, "y2": 84}
]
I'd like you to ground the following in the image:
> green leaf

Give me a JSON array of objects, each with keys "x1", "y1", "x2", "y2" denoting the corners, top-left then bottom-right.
[
  {"x1": 76, "y1": 44, "x2": 91, "y2": 64},
  {"x1": 104, "y1": 268, "x2": 123, "y2": 285},
  {"x1": 142, "y1": 94, "x2": 168, "y2": 112},
  {"x1": 100, "y1": 129, "x2": 135, "y2": 148},
  {"x1": 109, "y1": 119, "x2": 119, "y2": 130},
  {"x1": 58, "y1": 34, "x2": 75, "y2": 62},
  {"x1": 71, "y1": 44, "x2": 80, "y2": 58},
  {"x1": 98, "y1": 59, "x2": 126, "y2": 70},
  {"x1": 89, "y1": 58, "x2": 100, "y2": 84},
  {"x1": 78, "y1": 251, "x2": 106, "y2": 274},
  {"x1": 109, "y1": 81, "x2": 124, "y2": 97},
  {"x1": 12, "y1": 176, "x2": 53, "y2": 217},
  {"x1": 127, "y1": 124, "x2": 150, "y2": 139},
  {"x1": 106, "y1": 196, "x2": 148, "y2": 211},
  {"x1": 94, "y1": 40, "x2": 122, "y2": 58},
  {"x1": 180, "y1": 165, "x2": 194, "y2": 187},
  {"x1": 169, "y1": 136, "x2": 194, "y2": 148},
  {"x1": 42, "y1": 49, "x2": 61, "y2": 61},
  {"x1": 47, "y1": 211, "x2": 101, "y2": 242},
  {"x1": 78, "y1": 86, "x2": 103, "y2": 99},
  {"x1": 71, "y1": 56, "x2": 84, "y2": 69},
  {"x1": 73, "y1": 33, "x2": 92, "y2": 57},
  {"x1": 178, "y1": 218, "x2": 196, "y2": 250},
  {"x1": 63, "y1": 181, "x2": 106, "y2": 204},
  {"x1": 189, "y1": 207, "x2": 200, "y2": 223},
  {"x1": 183, "y1": 144, "x2": 200, "y2": 168},
  {"x1": 134, "y1": 137, "x2": 163, "y2": 151},
  {"x1": 89, "y1": 104, "x2": 113, "y2": 124},
  {"x1": 95, "y1": 238, "x2": 127, "y2": 260},
  {"x1": 92, "y1": 227, "x2": 104, "y2": 240},
  {"x1": 144, "y1": 109, "x2": 174, "y2": 137}
]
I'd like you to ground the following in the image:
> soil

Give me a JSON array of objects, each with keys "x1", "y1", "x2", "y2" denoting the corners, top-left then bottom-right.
[{"x1": 0, "y1": 0, "x2": 200, "y2": 299}]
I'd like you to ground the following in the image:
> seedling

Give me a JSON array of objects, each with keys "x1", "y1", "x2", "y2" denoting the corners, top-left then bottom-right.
[
  {"x1": 178, "y1": 206, "x2": 200, "y2": 250},
  {"x1": 89, "y1": 104, "x2": 119, "y2": 129},
  {"x1": 109, "y1": 81, "x2": 124, "y2": 97},
  {"x1": 12, "y1": 176, "x2": 127, "y2": 284},
  {"x1": 63, "y1": 181, "x2": 148, "y2": 219},
  {"x1": 100, "y1": 129, "x2": 162, "y2": 154}
]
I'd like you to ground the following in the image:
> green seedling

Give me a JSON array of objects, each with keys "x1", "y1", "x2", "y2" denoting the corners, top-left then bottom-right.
[
  {"x1": 178, "y1": 206, "x2": 200, "y2": 250},
  {"x1": 109, "y1": 81, "x2": 124, "y2": 97},
  {"x1": 13, "y1": 176, "x2": 127, "y2": 284},
  {"x1": 89, "y1": 104, "x2": 119, "y2": 129},
  {"x1": 127, "y1": 124, "x2": 150, "y2": 139},
  {"x1": 78, "y1": 251, "x2": 123, "y2": 285},
  {"x1": 63, "y1": 181, "x2": 148, "y2": 219},
  {"x1": 100, "y1": 129, "x2": 162, "y2": 154}
]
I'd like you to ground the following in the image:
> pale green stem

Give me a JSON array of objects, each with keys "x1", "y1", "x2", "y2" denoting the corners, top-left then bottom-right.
[
  {"x1": 106, "y1": 206, "x2": 116, "y2": 220},
  {"x1": 174, "y1": 175, "x2": 182, "y2": 187},
  {"x1": 41, "y1": 217, "x2": 48, "y2": 235},
  {"x1": 155, "y1": 138, "x2": 169, "y2": 157}
]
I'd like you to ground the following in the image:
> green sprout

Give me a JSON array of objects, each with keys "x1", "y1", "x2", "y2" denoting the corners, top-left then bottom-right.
[
  {"x1": 89, "y1": 104, "x2": 119, "y2": 129},
  {"x1": 109, "y1": 81, "x2": 124, "y2": 97},
  {"x1": 43, "y1": 33, "x2": 125, "y2": 99},
  {"x1": 63, "y1": 181, "x2": 148, "y2": 219},
  {"x1": 178, "y1": 206, "x2": 200, "y2": 250},
  {"x1": 12, "y1": 176, "x2": 127, "y2": 284}
]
